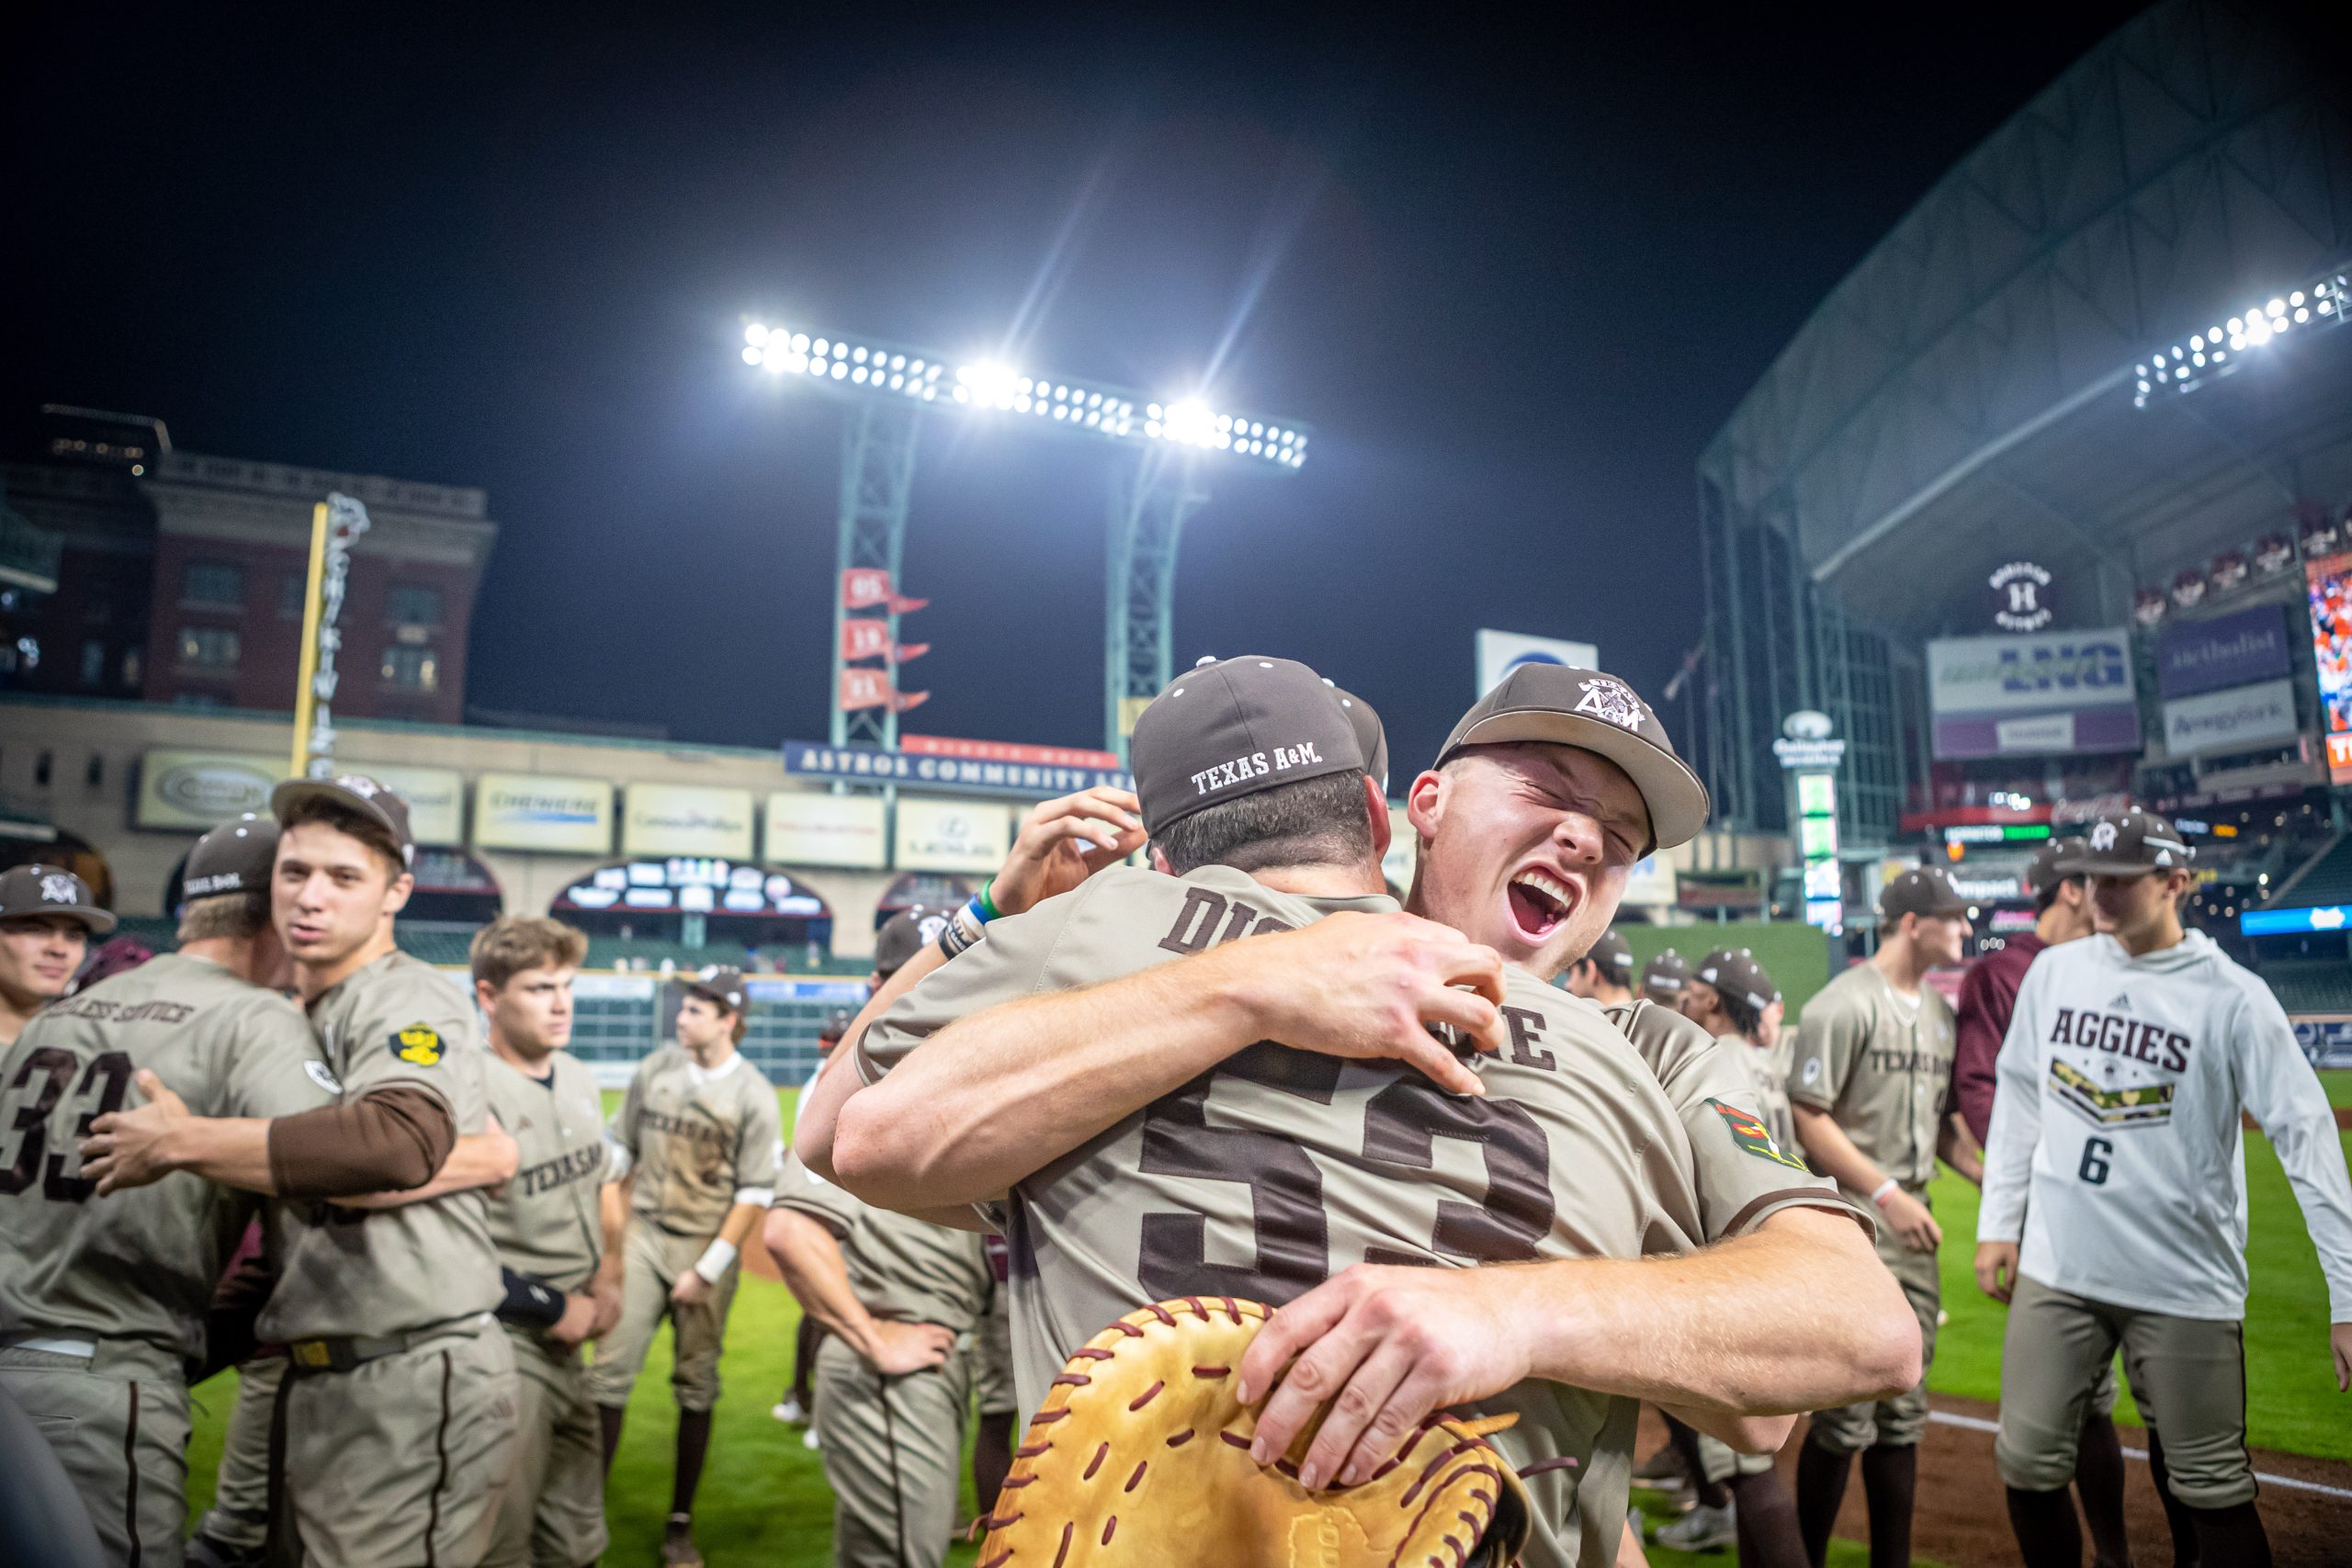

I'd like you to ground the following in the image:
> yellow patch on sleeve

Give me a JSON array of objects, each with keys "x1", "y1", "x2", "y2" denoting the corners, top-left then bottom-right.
[{"x1": 391, "y1": 1024, "x2": 444, "y2": 1066}]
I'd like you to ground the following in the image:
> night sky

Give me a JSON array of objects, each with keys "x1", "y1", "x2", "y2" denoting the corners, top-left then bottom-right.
[{"x1": 6, "y1": 4, "x2": 2149, "y2": 773}]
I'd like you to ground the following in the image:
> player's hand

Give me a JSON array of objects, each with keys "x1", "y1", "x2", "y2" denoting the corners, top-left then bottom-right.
[
  {"x1": 1880, "y1": 1189, "x2": 1941, "y2": 1253},
  {"x1": 861, "y1": 1318, "x2": 957, "y2": 1375},
  {"x1": 1227, "y1": 911, "x2": 1509, "y2": 1097},
  {"x1": 992, "y1": 786, "x2": 1148, "y2": 916},
  {"x1": 1974, "y1": 1241, "x2": 2019, "y2": 1303},
  {"x1": 546, "y1": 1292, "x2": 601, "y2": 1348},
  {"x1": 2331, "y1": 1322, "x2": 2349, "y2": 1393},
  {"x1": 79, "y1": 1069, "x2": 190, "y2": 1195},
  {"x1": 671, "y1": 1270, "x2": 713, "y2": 1307},
  {"x1": 588, "y1": 1276, "x2": 624, "y2": 1339},
  {"x1": 481, "y1": 1112, "x2": 519, "y2": 1193},
  {"x1": 1235, "y1": 1264, "x2": 1532, "y2": 1493}
]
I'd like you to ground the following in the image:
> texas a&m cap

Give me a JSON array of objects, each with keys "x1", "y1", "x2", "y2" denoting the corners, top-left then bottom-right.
[
  {"x1": 1131, "y1": 656, "x2": 1365, "y2": 837},
  {"x1": 2070, "y1": 808, "x2": 2194, "y2": 877}
]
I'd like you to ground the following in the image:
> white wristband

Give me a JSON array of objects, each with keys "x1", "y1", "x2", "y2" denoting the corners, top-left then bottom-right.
[
  {"x1": 1869, "y1": 1178, "x2": 1900, "y2": 1207},
  {"x1": 693, "y1": 1238, "x2": 739, "y2": 1284}
]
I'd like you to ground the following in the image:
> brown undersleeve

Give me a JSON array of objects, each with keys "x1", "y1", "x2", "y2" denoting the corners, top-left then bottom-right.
[{"x1": 266, "y1": 1084, "x2": 456, "y2": 1198}]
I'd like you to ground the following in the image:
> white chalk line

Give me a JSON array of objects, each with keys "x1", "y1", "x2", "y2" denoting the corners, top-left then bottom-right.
[{"x1": 1925, "y1": 1409, "x2": 2352, "y2": 1501}]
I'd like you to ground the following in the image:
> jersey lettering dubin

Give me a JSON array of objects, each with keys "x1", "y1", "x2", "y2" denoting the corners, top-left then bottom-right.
[
  {"x1": 861, "y1": 863, "x2": 1860, "y2": 1568},
  {"x1": 485, "y1": 1051, "x2": 610, "y2": 1295},
  {"x1": 0, "y1": 953, "x2": 335, "y2": 1363},
  {"x1": 259, "y1": 951, "x2": 502, "y2": 1343}
]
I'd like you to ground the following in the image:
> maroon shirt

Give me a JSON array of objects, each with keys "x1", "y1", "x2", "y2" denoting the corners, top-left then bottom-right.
[{"x1": 1951, "y1": 931, "x2": 2046, "y2": 1145}]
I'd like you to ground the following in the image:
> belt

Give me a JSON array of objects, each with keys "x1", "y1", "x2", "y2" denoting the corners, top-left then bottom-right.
[{"x1": 287, "y1": 1313, "x2": 491, "y2": 1376}]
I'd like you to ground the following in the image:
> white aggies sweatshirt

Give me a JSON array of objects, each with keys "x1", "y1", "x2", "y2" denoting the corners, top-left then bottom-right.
[{"x1": 1979, "y1": 929, "x2": 2352, "y2": 1323}]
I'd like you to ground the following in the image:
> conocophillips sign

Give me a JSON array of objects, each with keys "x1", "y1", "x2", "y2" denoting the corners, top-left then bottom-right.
[{"x1": 136, "y1": 750, "x2": 279, "y2": 829}]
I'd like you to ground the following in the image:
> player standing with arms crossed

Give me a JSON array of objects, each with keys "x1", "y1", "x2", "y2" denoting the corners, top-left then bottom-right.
[
  {"x1": 590, "y1": 966, "x2": 781, "y2": 1568},
  {"x1": 0, "y1": 863, "x2": 112, "y2": 1046},
  {"x1": 1785, "y1": 865, "x2": 1975, "y2": 1568},
  {"x1": 1978, "y1": 809, "x2": 2352, "y2": 1568}
]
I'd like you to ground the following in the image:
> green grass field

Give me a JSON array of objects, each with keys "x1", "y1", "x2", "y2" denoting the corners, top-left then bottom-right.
[{"x1": 185, "y1": 1074, "x2": 2351, "y2": 1562}]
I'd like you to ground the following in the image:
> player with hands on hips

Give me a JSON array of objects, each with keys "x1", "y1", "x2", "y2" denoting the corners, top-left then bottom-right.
[{"x1": 1977, "y1": 809, "x2": 2352, "y2": 1568}]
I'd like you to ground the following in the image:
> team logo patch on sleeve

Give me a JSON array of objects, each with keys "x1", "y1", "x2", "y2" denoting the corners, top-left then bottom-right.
[
  {"x1": 1707, "y1": 1099, "x2": 1809, "y2": 1171},
  {"x1": 304, "y1": 1060, "x2": 343, "y2": 1094},
  {"x1": 390, "y1": 1024, "x2": 444, "y2": 1066}
]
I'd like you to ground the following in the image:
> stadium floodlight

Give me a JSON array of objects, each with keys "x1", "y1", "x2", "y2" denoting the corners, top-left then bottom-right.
[
  {"x1": 741, "y1": 321, "x2": 1308, "y2": 471},
  {"x1": 2132, "y1": 265, "x2": 2348, "y2": 408}
]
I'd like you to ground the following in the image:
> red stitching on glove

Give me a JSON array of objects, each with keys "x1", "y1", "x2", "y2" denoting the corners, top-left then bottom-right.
[{"x1": 1127, "y1": 1380, "x2": 1163, "y2": 1410}]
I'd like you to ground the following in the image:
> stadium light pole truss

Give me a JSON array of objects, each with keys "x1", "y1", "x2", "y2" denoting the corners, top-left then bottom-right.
[
  {"x1": 2132, "y1": 265, "x2": 2348, "y2": 408},
  {"x1": 740, "y1": 320, "x2": 1310, "y2": 760}
]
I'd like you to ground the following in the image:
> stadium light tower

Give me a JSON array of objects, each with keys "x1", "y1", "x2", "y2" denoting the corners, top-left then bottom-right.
[
  {"x1": 2132, "y1": 264, "x2": 2348, "y2": 406},
  {"x1": 737, "y1": 320, "x2": 1310, "y2": 760}
]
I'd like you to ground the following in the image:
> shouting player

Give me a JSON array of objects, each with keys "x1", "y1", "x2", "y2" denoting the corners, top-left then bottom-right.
[
  {"x1": 0, "y1": 863, "x2": 113, "y2": 1046},
  {"x1": 1979, "y1": 808, "x2": 2352, "y2": 1568}
]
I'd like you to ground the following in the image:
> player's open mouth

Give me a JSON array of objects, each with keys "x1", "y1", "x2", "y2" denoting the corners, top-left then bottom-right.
[{"x1": 1506, "y1": 868, "x2": 1575, "y2": 942}]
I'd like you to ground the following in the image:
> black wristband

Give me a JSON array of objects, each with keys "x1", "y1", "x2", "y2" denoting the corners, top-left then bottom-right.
[{"x1": 495, "y1": 1267, "x2": 568, "y2": 1330}]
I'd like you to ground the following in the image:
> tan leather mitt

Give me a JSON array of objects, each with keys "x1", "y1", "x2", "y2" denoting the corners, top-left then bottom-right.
[{"x1": 976, "y1": 1295, "x2": 1534, "y2": 1568}]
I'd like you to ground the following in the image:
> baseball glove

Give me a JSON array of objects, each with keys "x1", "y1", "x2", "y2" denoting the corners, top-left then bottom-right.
[{"x1": 976, "y1": 1296, "x2": 1535, "y2": 1567}]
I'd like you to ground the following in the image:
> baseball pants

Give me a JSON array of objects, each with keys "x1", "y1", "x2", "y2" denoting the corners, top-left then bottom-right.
[
  {"x1": 1694, "y1": 1430, "x2": 1777, "y2": 1483},
  {"x1": 1995, "y1": 1273, "x2": 2255, "y2": 1507},
  {"x1": 277, "y1": 1318, "x2": 519, "y2": 1568},
  {"x1": 0, "y1": 1338, "x2": 191, "y2": 1568},
  {"x1": 193, "y1": 1354, "x2": 285, "y2": 1561},
  {"x1": 813, "y1": 1331, "x2": 972, "y2": 1568},
  {"x1": 1808, "y1": 1192, "x2": 1940, "y2": 1451},
  {"x1": 972, "y1": 1285, "x2": 1016, "y2": 1419},
  {"x1": 585, "y1": 1224, "x2": 741, "y2": 1413},
  {"x1": 484, "y1": 1329, "x2": 608, "y2": 1568}
]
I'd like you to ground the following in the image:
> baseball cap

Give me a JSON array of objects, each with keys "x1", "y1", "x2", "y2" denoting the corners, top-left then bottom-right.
[
  {"x1": 1435, "y1": 666, "x2": 1709, "y2": 852},
  {"x1": 2024, "y1": 838, "x2": 2088, "y2": 898},
  {"x1": 0, "y1": 863, "x2": 116, "y2": 935},
  {"x1": 1703, "y1": 950, "x2": 1779, "y2": 1012},
  {"x1": 1324, "y1": 683, "x2": 1390, "y2": 797},
  {"x1": 2070, "y1": 808, "x2": 2194, "y2": 877},
  {"x1": 1583, "y1": 928, "x2": 1634, "y2": 984},
  {"x1": 678, "y1": 965, "x2": 750, "y2": 1014},
  {"x1": 873, "y1": 907, "x2": 949, "y2": 980},
  {"x1": 1131, "y1": 656, "x2": 1366, "y2": 837},
  {"x1": 1640, "y1": 949, "x2": 1690, "y2": 998},
  {"x1": 182, "y1": 813, "x2": 279, "y2": 899},
  {"x1": 819, "y1": 1008, "x2": 854, "y2": 1044},
  {"x1": 271, "y1": 773, "x2": 416, "y2": 868},
  {"x1": 1880, "y1": 864, "x2": 1970, "y2": 922}
]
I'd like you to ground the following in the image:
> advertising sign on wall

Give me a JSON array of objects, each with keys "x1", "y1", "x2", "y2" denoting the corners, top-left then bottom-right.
[
  {"x1": 1476, "y1": 629, "x2": 1598, "y2": 695},
  {"x1": 764, "y1": 793, "x2": 888, "y2": 869},
  {"x1": 2308, "y1": 551, "x2": 2352, "y2": 785},
  {"x1": 474, "y1": 773, "x2": 614, "y2": 854},
  {"x1": 136, "y1": 750, "x2": 279, "y2": 829},
  {"x1": 893, "y1": 797, "x2": 1011, "y2": 873},
  {"x1": 2157, "y1": 605, "x2": 2292, "y2": 700},
  {"x1": 1926, "y1": 629, "x2": 2140, "y2": 759},
  {"x1": 365, "y1": 765, "x2": 465, "y2": 846},
  {"x1": 2160, "y1": 679, "x2": 2301, "y2": 759},
  {"x1": 621, "y1": 784, "x2": 755, "y2": 860},
  {"x1": 783, "y1": 741, "x2": 1132, "y2": 798}
]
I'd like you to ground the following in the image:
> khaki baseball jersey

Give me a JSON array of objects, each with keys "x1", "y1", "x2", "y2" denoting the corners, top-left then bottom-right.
[
  {"x1": 1786, "y1": 961, "x2": 1956, "y2": 1190},
  {"x1": 612, "y1": 1045, "x2": 782, "y2": 1237},
  {"x1": 484, "y1": 1050, "x2": 609, "y2": 1294},
  {"x1": 775, "y1": 1147, "x2": 990, "y2": 1333},
  {"x1": 259, "y1": 949, "x2": 502, "y2": 1341},
  {"x1": 0, "y1": 953, "x2": 334, "y2": 1361},
  {"x1": 861, "y1": 863, "x2": 1851, "y2": 1567}
]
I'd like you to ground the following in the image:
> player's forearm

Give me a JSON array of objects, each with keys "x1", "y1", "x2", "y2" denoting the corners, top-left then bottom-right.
[
  {"x1": 1938, "y1": 1115, "x2": 1984, "y2": 1187},
  {"x1": 1790, "y1": 1105, "x2": 1885, "y2": 1195},
  {"x1": 154, "y1": 1116, "x2": 278, "y2": 1191},
  {"x1": 596, "y1": 1182, "x2": 628, "y2": 1285},
  {"x1": 716, "y1": 1201, "x2": 766, "y2": 1251},
  {"x1": 1522, "y1": 1208, "x2": 1918, "y2": 1414},
  {"x1": 762, "y1": 1209, "x2": 886, "y2": 1355},
  {"x1": 832, "y1": 956, "x2": 1262, "y2": 1210},
  {"x1": 333, "y1": 1131, "x2": 521, "y2": 1210}
]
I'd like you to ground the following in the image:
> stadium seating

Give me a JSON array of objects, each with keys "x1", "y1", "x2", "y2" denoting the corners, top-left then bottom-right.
[{"x1": 2274, "y1": 833, "x2": 2352, "y2": 908}]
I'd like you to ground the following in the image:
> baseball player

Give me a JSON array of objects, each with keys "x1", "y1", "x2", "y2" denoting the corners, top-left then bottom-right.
[
  {"x1": 820, "y1": 658, "x2": 1909, "y2": 1567},
  {"x1": 469, "y1": 916, "x2": 622, "y2": 1568},
  {"x1": 0, "y1": 863, "x2": 114, "y2": 1046},
  {"x1": 776, "y1": 1005, "x2": 856, "y2": 1433},
  {"x1": 1640, "y1": 947, "x2": 1690, "y2": 1008},
  {"x1": 590, "y1": 965, "x2": 781, "y2": 1568},
  {"x1": 85, "y1": 777, "x2": 518, "y2": 1566},
  {"x1": 1785, "y1": 863, "x2": 1974, "y2": 1568},
  {"x1": 1978, "y1": 808, "x2": 2352, "y2": 1568},
  {"x1": 1562, "y1": 926, "x2": 1635, "y2": 1003},
  {"x1": 1948, "y1": 838, "x2": 2143, "y2": 1568}
]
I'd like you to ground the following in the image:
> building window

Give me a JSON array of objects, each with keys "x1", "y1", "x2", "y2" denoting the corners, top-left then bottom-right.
[
  {"x1": 172, "y1": 692, "x2": 225, "y2": 709},
  {"x1": 182, "y1": 561, "x2": 244, "y2": 608},
  {"x1": 80, "y1": 640, "x2": 105, "y2": 687},
  {"x1": 279, "y1": 572, "x2": 309, "y2": 619},
  {"x1": 387, "y1": 583, "x2": 442, "y2": 626},
  {"x1": 177, "y1": 626, "x2": 242, "y2": 669},
  {"x1": 34, "y1": 750, "x2": 51, "y2": 787},
  {"x1": 381, "y1": 645, "x2": 438, "y2": 692},
  {"x1": 122, "y1": 644, "x2": 142, "y2": 688},
  {"x1": 85, "y1": 754, "x2": 103, "y2": 788}
]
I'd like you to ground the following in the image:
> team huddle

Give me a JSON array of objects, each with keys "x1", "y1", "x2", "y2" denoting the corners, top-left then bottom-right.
[{"x1": 1, "y1": 654, "x2": 2347, "y2": 1568}]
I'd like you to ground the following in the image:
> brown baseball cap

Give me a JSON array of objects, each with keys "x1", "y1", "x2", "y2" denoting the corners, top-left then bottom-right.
[
  {"x1": 0, "y1": 863, "x2": 115, "y2": 935},
  {"x1": 1640, "y1": 948, "x2": 1690, "y2": 998},
  {"x1": 1325, "y1": 682, "x2": 1390, "y2": 796},
  {"x1": 678, "y1": 965, "x2": 750, "y2": 1014},
  {"x1": 1699, "y1": 948, "x2": 1778, "y2": 1011},
  {"x1": 1131, "y1": 656, "x2": 1366, "y2": 837},
  {"x1": 2070, "y1": 808, "x2": 2195, "y2": 877},
  {"x1": 2024, "y1": 838, "x2": 2088, "y2": 897},
  {"x1": 1436, "y1": 665, "x2": 1709, "y2": 852},
  {"x1": 873, "y1": 907, "x2": 948, "y2": 980},
  {"x1": 271, "y1": 773, "x2": 415, "y2": 868},
  {"x1": 1583, "y1": 927, "x2": 1634, "y2": 984},
  {"x1": 183, "y1": 813, "x2": 278, "y2": 899},
  {"x1": 1880, "y1": 863, "x2": 1970, "y2": 922}
]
